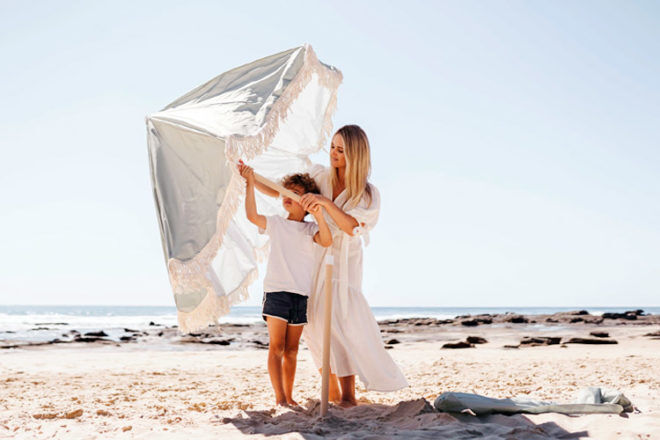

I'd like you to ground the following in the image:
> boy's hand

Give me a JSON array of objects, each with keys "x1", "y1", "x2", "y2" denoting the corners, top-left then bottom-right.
[{"x1": 237, "y1": 161, "x2": 255, "y2": 185}]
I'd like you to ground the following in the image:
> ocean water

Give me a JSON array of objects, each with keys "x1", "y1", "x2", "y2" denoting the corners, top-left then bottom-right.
[{"x1": 1, "y1": 305, "x2": 657, "y2": 343}]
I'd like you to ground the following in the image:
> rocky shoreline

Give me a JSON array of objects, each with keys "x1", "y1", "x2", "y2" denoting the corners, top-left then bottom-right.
[{"x1": 2, "y1": 309, "x2": 658, "y2": 350}]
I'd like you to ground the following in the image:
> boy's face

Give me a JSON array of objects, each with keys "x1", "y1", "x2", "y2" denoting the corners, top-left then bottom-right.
[{"x1": 282, "y1": 184, "x2": 306, "y2": 218}]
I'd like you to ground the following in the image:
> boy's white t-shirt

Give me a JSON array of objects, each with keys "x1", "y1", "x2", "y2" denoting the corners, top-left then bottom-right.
[{"x1": 259, "y1": 215, "x2": 319, "y2": 296}]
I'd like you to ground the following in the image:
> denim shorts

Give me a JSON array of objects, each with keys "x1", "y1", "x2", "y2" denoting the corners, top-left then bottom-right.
[{"x1": 262, "y1": 291, "x2": 308, "y2": 325}]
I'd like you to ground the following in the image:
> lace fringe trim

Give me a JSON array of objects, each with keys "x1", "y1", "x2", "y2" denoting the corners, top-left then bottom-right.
[{"x1": 168, "y1": 44, "x2": 342, "y2": 333}]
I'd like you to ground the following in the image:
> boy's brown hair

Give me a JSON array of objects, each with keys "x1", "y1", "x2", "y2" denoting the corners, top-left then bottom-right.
[{"x1": 281, "y1": 173, "x2": 320, "y2": 195}]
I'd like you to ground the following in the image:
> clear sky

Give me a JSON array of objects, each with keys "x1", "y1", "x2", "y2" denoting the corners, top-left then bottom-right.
[{"x1": 1, "y1": 1, "x2": 658, "y2": 307}]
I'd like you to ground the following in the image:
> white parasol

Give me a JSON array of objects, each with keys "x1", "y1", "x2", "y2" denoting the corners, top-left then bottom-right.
[{"x1": 146, "y1": 45, "x2": 342, "y2": 333}]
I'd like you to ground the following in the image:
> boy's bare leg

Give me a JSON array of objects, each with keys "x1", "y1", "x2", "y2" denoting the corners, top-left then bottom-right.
[
  {"x1": 266, "y1": 317, "x2": 288, "y2": 406},
  {"x1": 338, "y1": 375, "x2": 357, "y2": 408},
  {"x1": 318, "y1": 369, "x2": 342, "y2": 403},
  {"x1": 282, "y1": 324, "x2": 304, "y2": 406}
]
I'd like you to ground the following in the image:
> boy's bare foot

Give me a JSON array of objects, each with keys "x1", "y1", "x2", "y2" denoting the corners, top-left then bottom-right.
[
  {"x1": 338, "y1": 398, "x2": 357, "y2": 408},
  {"x1": 276, "y1": 399, "x2": 288, "y2": 407},
  {"x1": 286, "y1": 399, "x2": 299, "y2": 407}
]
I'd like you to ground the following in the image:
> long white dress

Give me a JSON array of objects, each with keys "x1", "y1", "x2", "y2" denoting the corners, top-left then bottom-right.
[{"x1": 303, "y1": 164, "x2": 408, "y2": 392}]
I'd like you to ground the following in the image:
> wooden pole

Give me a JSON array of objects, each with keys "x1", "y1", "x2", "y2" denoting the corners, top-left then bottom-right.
[
  {"x1": 253, "y1": 173, "x2": 301, "y2": 203},
  {"x1": 320, "y1": 256, "x2": 334, "y2": 417}
]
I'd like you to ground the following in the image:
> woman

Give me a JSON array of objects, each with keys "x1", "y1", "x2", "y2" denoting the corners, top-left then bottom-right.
[{"x1": 256, "y1": 124, "x2": 408, "y2": 406}]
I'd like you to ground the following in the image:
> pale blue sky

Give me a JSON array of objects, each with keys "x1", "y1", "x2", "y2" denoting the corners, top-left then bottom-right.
[{"x1": 1, "y1": 1, "x2": 658, "y2": 307}]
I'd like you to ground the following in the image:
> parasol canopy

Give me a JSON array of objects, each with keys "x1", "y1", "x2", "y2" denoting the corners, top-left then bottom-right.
[{"x1": 146, "y1": 45, "x2": 342, "y2": 333}]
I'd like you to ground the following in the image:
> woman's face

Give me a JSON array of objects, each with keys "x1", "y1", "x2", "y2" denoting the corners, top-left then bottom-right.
[{"x1": 330, "y1": 133, "x2": 346, "y2": 169}]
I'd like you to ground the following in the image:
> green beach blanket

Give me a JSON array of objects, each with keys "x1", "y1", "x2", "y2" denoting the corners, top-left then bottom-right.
[{"x1": 434, "y1": 387, "x2": 633, "y2": 415}]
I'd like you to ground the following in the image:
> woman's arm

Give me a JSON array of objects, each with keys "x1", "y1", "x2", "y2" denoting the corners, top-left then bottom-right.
[
  {"x1": 301, "y1": 194, "x2": 359, "y2": 236},
  {"x1": 239, "y1": 164, "x2": 267, "y2": 230},
  {"x1": 310, "y1": 205, "x2": 333, "y2": 247}
]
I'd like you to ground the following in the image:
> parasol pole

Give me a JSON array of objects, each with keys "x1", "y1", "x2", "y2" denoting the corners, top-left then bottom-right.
[
  {"x1": 320, "y1": 255, "x2": 334, "y2": 417},
  {"x1": 236, "y1": 160, "x2": 302, "y2": 203},
  {"x1": 253, "y1": 173, "x2": 302, "y2": 203}
]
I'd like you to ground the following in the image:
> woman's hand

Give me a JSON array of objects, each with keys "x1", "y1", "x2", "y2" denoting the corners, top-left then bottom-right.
[
  {"x1": 300, "y1": 193, "x2": 329, "y2": 212},
  {"x1": 308, "y1": 203, "x2": 323, "y2": 217}
]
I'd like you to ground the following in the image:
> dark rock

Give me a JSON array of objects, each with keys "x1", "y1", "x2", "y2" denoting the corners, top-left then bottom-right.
[
  {"x1": 119, "y1": 336, "x2": 135, "y2": 342},
  {"x1": 545, "y1": 318, "x2": 559, "y2": 323},
  {"x1": 520, "y1": 337, "x2": 561, "y2": 346},
  {"x1": 30, "y1": 327, "x2": 50, "y2": 331},
  {"x1": 84, "y1": 331, "x2": 108, "y2": 337},
  {"x1": 203, "y1": 339, "x2": 231, "y2": 345},
  {"x1": 386, "y1": 339, "x2": 400, "y2": 345},
  {"x1": 589, "y1": 331, "x2": 609, "y2": 338},
  {"x1": 477, "y1": 317, "x2": 493, "y2": 324},
  {"x1": 466, "y1": 336, "x2": 487, "y2": 344},
  {"x1": 570, "y1": 310, "x2": 590, "y2": 315},
  {"x1": 602, "y1": 312, "x2": 638, "y2": 320},
  {"x1": 74, "y1": 335, "x2": 111, "y2": 343},
  {"x1": 503, "y1": 345, "x2": 519, "y2": 349},
  {"x1": 384, "y1": 345, "x2": 393, "y2": 349},
  {"x1": 643, "y1": 331, "x2": 660, "y2": 337},
  {"x1": 442, "y1": 341, "x2": 474, "y2": 349},
  {"x1": 461, "y1": 319, "x2": 479, "y2": 327},
  {"x1": 570, "y1": 317, "x2": 584, "y2": 323},
  {"x1": 35, "y1": 322, "x2": 68, "y2": 326},
  {"x1": 149, "y1": 321, "x2": 162, "y2": 326},
  {"x1": 157, "y1": 331, "x2": 164, "y2": 337},
  {"x1": 506, "y1": 315, "x2": 529, "y2": 324},
  {"x1": 565, "y1": 338, "x2": 618, "y2": 345},
  {"x1": 124, "y1": 328, "x2": 139, "y2": 333}
]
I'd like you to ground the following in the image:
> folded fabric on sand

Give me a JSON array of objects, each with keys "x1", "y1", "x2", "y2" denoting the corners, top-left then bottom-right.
[{"x1": 434, "y1": 387, "x2": 633, "y2": 415}]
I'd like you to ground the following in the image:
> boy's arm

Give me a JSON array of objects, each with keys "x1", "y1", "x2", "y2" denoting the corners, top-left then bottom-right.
[
  {"x1": 310, "y1": 205, "x2": 333, "y2": 247},
  {"x1": 239, "y1": 164, "x2": 267, "y2": 230},
  {"x1": 239, "y1": 160, "x2": 279, "y2": 198},
  {"x1": 254, "y1": 180, "x2": 279, "y2": 198}
]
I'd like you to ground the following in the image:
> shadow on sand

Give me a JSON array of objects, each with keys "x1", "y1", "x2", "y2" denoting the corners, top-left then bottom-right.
[{"x1": 221, "y1": 398, "x2": 588, "y2": 439}]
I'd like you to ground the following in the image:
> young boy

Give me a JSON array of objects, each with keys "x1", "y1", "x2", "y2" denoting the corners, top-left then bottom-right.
[{"x1": 238, "y1": 162, "x2": 332, "y2": 407}]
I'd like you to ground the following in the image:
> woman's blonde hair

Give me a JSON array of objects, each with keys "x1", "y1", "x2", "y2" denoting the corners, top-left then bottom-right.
[{"x1": 332, "y1": 124, "x2": 372, "y2": 208}]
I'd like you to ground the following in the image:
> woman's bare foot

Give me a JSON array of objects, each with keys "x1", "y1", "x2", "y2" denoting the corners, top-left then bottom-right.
[
  {"x1": 276, "y1": 399, "x2": 288, "y2": 407},
  {"x1": 337, "y1": 398, "x2": 357, "y2": 408},
  {"x1": 337, "y1": 375, "x2": 357, "y2": 408},
  {"x1": 286, "y1": 399, "x2": 299, "y2": 407}
]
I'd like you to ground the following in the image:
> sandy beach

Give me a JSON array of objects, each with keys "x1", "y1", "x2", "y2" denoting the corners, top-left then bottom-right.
[{"x1": 1, "y1": 312, "x2": 659, "y2": 439}]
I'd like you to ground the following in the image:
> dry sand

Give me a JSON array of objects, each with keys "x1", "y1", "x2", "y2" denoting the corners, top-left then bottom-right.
[{"x1": 1, "y1": 324, "x2": 658, "y2": 439}]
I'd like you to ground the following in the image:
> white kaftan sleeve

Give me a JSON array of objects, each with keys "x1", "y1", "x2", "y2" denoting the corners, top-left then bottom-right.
[{"x1": 345, "y1": 184, "x2": 380, "y2": 246}]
